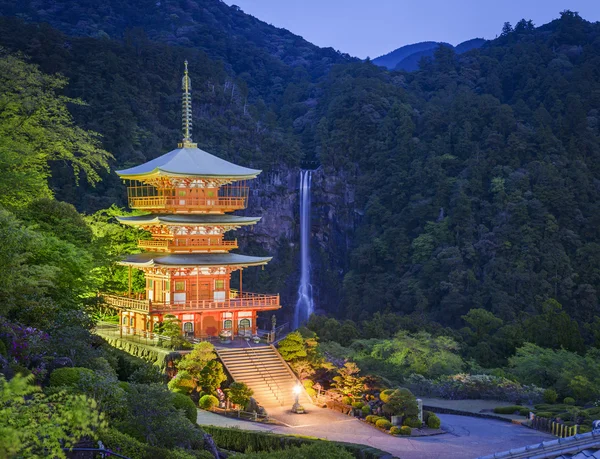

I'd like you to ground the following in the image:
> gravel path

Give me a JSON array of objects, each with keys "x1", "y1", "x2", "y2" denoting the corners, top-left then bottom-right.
[{"x1": 197, "y1": 406, "x2": 553, "y2": 459}]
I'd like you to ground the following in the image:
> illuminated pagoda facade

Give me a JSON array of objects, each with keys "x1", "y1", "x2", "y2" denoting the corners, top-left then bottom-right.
[{"x1": 103, "y1": 61, "x2": 280, "y2": 339}]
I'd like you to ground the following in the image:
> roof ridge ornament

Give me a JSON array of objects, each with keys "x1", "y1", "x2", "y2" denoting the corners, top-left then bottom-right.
[{"x1": 179, "y1": 60, "x2": 197, "y2": 148}]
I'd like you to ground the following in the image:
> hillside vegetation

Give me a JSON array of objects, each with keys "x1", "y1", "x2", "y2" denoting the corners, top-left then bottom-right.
[{"x1": 0, "y1": 4, "x2": 598, "y2": 376}]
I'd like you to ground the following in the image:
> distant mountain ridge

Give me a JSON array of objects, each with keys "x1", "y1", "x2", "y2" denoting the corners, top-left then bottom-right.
[{"x1": 373, "y1": 38, "x2": 486, "y2": 71}]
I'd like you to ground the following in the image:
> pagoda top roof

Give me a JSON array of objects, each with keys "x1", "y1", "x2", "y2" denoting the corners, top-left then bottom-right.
[
  {"x1": 116, "y1": 214, "x2": 261, "y2": 227},
  {"x1": 119, "y1": 252, "x2": 271, "y2": 268},
  {"x1": 116, "y1": 146, "x2": 261, "y2": 180}
]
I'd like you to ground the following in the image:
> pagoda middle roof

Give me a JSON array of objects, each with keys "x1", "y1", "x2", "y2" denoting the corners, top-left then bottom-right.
[
  {"x1": 119, "y1": 253, "x2": 271, "y2": 268},
  {"x1": 116, "y1": 146, "x2": 261, "y2": 179},
  {"x1": 116, "y1": 214, "x2": 261, "y2": 227}
]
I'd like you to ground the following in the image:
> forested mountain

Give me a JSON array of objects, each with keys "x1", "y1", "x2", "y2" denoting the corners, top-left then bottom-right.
[
  {"x1": 0, "y1": 2, "x2": 599, "y2": 358},
  {"x1": 0, "y1": 0, "x2": 353, "y2": 100},
  {"x1": 317, "y1": 13, "x2": 600, "y2": 347},
  {"x1": 0, "y1": 16, "x2": 310, "y2": 210},
  {"x1": 373, "y1": 38, "x2": 486, "y2": 71},
  {"x1": 373, "y1": 41, "x2": 448, "y2": 69}
]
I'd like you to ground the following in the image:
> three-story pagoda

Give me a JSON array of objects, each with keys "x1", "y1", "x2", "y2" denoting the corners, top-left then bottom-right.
[{"x1": 104, "y1": 61, "x2": 280, "y2": 339}]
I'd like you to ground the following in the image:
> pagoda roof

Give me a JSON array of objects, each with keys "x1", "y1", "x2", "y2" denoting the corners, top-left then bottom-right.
[
  {"x1": 119, "y1": 253, "x2": 271, "y2": 268},
  {"x1": 116, "y1": 146, "x2": 261, "y2": 180},
  {"x1": 116, "y1": 214, "x2": 261, "y2": 227}
]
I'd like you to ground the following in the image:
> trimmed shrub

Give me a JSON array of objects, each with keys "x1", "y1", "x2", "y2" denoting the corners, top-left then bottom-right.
[
  {"x1": 365, "y1": 415, "x2": 379, "y2": 424},
  {"x1": 361, "y1": 405, "x2": 371, "y2": 417},
  {"x1": 375, "y1": 419, "x2": 392, "y2": 430},
  {"x1": 427, "y1": 414, "x2": 441, "y2": 429},
  {"x1": 49, "y1": 367, "x2": 94, "y2": 387},
  {"x1": 202, "y1": 425, "x2": 390, "y2": 459},
  {"x1": 399, "y1": 426, "x2": 412, "y2": 436},
  {"x1": 168, "y1": 370, "x2": 195, "y2": 395},
  {"x1": 199, "y1": 394, "x2": 219, "y2": 410},
  {"x1": 564, "y1": 397, "x2": 575, "y2": 405},
  {"x1": 379, "y1": 389, "x2": 395, "y2": 403},
  {"x1": 352, "y1": 401, "x2": 364, "y2": 409},
  {"x1": 403, "y1": 416, "x2": 422, "y2": 428},
  {"x1": 172, "y1": 393, "x2": 197, "y2": 423},
  {"x1": 543, "y1": 389, "x2": 558, "y2": 404},
  {"x1": 389, "y1": 426, "x2": 401, "y2": 435},
  {"x1": 98, "y1": 428, "x2": 205, "y2": 459},
  {"x1": 519, "y1": 408, "x2": 531, "y2": 416},
  {"x1": 303, "y1": 380, "x2": 316, "y2": 398},
  {"x1": 422, "y1": 410, "x2": 433, "y2": 423},
  {"x1": 493, "y1": 405, "x2": 526, "y2": 414},
  {"x1": 535, "y1": 412, "x2": 554, "y2": 418},
  {"x1": 342, "y1": 396, "x2": 352, "y2": 405}
]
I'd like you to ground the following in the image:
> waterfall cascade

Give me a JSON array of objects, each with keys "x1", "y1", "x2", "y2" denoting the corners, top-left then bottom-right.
[{"x1": 293, "y1": 170, "x2": 314, "y2": 329}]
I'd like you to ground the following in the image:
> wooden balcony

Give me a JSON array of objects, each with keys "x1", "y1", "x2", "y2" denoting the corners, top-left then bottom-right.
[
  {"x1": 100, "y1": 291, "x2": 280, "y2": 314},
  {"x1": 101, "y1": 294, "x2": 150, "y2": 313},
  {"x1": 137, "y1": 238, "x2": 238, "y2": 253},
  {"x1": 129, "y1": 196, "x2": 247, "y2": 212},
  {"x1": 126, "y1": 184, "x2": 249, "y2": 213}
]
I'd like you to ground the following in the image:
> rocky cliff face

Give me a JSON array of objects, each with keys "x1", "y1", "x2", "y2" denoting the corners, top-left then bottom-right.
[{"x1": 236, "y1": 166, "x2": 359, "y2": 323}]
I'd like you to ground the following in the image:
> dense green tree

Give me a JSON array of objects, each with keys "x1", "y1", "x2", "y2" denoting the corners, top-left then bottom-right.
[
  {"x1": 277, "y1": 331, "x2": 308, "y2": 361},
  {"x1": 0, "y1": 374, "x2": 105, "y2": 458},
  {"x1": 226, "y1": 382, "x2": 254, "y2": 409},
  {"x1": 0, "y1": 53, "x2": 110, "y2": 209}
]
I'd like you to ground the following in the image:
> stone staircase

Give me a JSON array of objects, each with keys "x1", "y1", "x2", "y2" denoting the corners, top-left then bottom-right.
[{"x1": 216, "y1": 345, "x2": 311, "y2": 408}]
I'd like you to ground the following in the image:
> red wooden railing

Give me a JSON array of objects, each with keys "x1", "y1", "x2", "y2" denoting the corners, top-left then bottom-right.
[
  {"x1": 101, "y1": 291, "x2": 280, "y2": 313},
  {"x1": 137, "y1": 238, "x2": 238, "y2": 252}
]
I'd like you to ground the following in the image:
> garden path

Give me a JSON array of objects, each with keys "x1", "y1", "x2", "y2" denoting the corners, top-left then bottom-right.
[{"x1": 197, "y1": 407, "x2": 553, "y2": 459}]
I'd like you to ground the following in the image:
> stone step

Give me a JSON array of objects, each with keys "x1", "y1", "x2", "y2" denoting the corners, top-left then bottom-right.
[{"x1": 216, "y1": 345, "x2": 306, "y2": 408}]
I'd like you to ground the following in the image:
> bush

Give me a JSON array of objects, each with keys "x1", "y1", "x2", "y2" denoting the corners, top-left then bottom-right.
[
  {"x1": 168, "y1": 370, "x2": 195, "y2": 395},
  {"x1": 389, "y1": 426, "x2": 401, "y2": 435},
  {"x1": 519, "y1": 408, "x2": 531, "y2": 417},
  {"x1": 302, "y1": 380, "x2": 316, "y2": 398},
  {"x1": 342, "y1": 396, "x2": 352, "y2": 405},
  {"x1": 493, "y1": 405, "x2": 526, "y2": 414},
  {"x1": 543, "y1": 389, "x2": 558, "y2": 404},
  {"x1": 375, "y1": 419, "x2": 392, "y2": 430},
  {"x1": 422, "y1": 410, "x2": 433, "y2": 423},
  {"x1": 98, "y1": 428, "x2": 205, "y2": 459},
  {"x1": 564, "y1": 397, "x2": 575, "y2": 405},
  {"x1": 129, "y1": 364, "x2": 165, "y2": 384},
  {"x1": 405, "y1": 373, "x2": 544, "y2": 403},
  {"x1": 351, "y1": 401, "x2": 364, "y2": 409},
  {"x1": 227, "y1": 382, "x2": 253, "y2": 408},
  {"x1": 379, "y1": 389, "x2": 394, "y2": 403},
  {"x1": 361, "y1": 405, "x2": 371, "y2": 417},
  {"x1": 403, "y1": 416, "x2": 422, "y2": 428},
  {"x1": 535, "y1": 411, "x2": 554, "y2": 418},
  {"x1": 382, "y1": 388, "x2": 418, "y2": 417},
  {"x1": 235, "y1": 442, "x2": 355, "y2": 459},
  {"x1": 49, "y1": 367, "x2": 94, "y2": 387},
  {"x1": 202, "y1": 425, "x2": 390, "y2": 459},
  {"x1": 399, "y1": 426, "x2": 412, "y2": 436},
  {"x1": 199, "y1": 394, "x2": 219, "y2": 410},
  {"x1": 427, "y1": 414, "x2": 441, "y2": 429},
  {"x1": 172, "y1": 393, "x2": 197, "y2": 423},
  {"x1": 365, "y1": 415, "x2": 380, "y2": 424}
]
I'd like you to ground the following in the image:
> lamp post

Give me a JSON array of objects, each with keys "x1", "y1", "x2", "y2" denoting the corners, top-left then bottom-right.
[{"x1": 291, "y1": 383, "x2": 305, "y2": 414}]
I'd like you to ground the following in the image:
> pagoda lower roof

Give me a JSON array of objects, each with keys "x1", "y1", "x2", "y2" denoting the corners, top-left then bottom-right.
[
  {"x1": 119, "y1": 253, "x2": 271, "y2": 268},
  {"x1": 116, "y1": 214, "x2": 261, "y2": 227},
  {"x1": 116, "y1": 146, "x2": 261, "y2": 180}
]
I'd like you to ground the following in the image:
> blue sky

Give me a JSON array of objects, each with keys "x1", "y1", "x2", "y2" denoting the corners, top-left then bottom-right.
[{"x1": 224, "y1": 0, "x2": 600, "y2": 58}]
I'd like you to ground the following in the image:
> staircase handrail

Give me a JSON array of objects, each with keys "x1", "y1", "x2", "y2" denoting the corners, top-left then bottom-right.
[
  {"x1": 269, "y1": 344, "x2": 312, "y2": 405},
  {"x1": 243, "y1": 343, "x2": 286, "y2": 406}
]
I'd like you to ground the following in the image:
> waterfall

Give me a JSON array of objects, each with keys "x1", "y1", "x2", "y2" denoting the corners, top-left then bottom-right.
[{"x1": 294, "y1": 170, "x2": 314, "y2": 329}]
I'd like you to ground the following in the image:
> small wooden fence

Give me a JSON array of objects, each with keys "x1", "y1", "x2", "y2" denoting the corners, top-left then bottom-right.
[
  {"x1": 531, "y1": 414, "x2": 579, "y2": 438},
  {"x1": 211, "y1": 406, "x2": 270, "y2": 422}
]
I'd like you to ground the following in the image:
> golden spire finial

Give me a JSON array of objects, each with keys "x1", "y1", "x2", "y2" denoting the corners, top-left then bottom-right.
[{"x1": 179, "y1": 60, "x2": 196, "y2": 148}]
